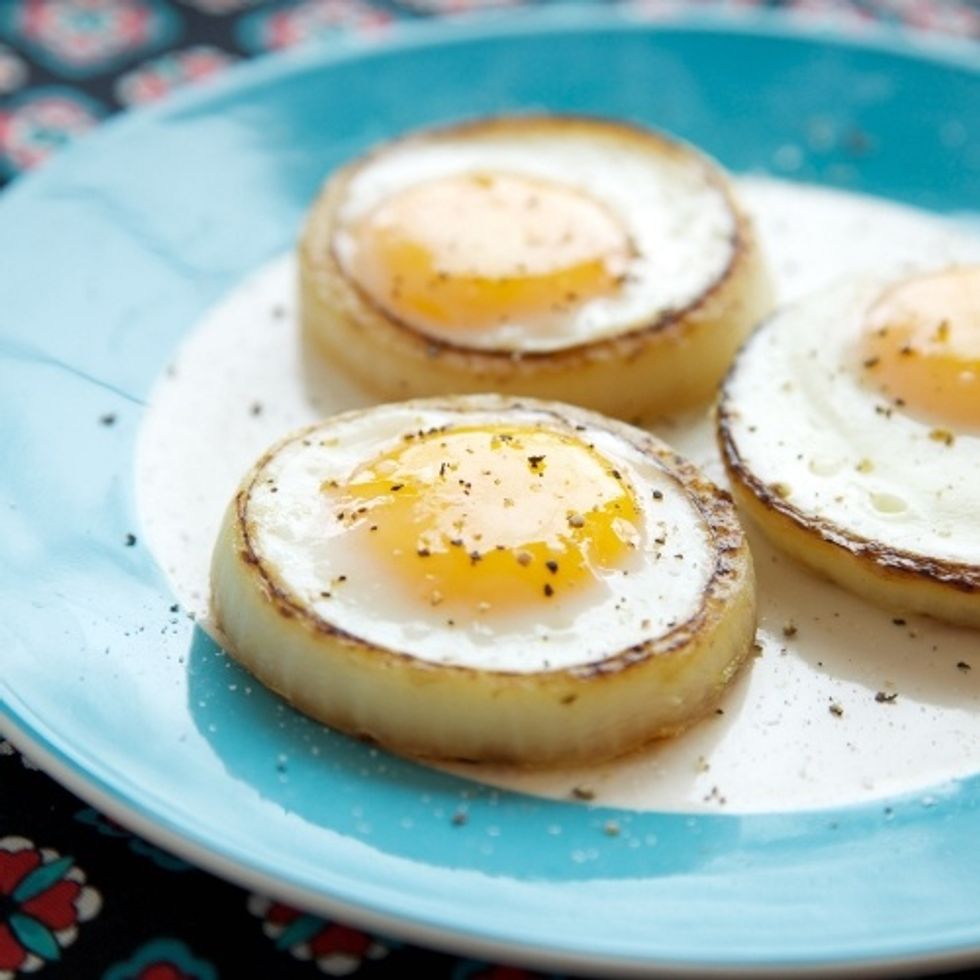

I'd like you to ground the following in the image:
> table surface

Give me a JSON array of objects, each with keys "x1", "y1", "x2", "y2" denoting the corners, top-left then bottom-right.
[{"x1": 2, "y1": 1, "x2": 980, "y2": 978}]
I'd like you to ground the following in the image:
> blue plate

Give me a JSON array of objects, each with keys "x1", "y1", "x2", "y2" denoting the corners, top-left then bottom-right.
[{"x1": 2, "y1": 8, "x2": 980, "y2": 976}]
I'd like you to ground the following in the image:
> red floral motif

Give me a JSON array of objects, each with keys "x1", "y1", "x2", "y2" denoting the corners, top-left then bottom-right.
[
  {"x1": 138, "y1": 968, "x2": 184, "y2": 980},
  {"x1": 0, "y1": 837, "x2": 101, "y2": 978},
  {"x1": 0, "y1": 89, "x2": 104, "y2": 173},
  {"x1": 11, "y1": 0, "x2": 177, "y2": 73},
  {"x1": 239, "y1": 0, "x2": 391, "y2": 53},
  {"x1": 103, "y1": 937, "x2": 216, "y2": 980},
  {"x1": 114, "y1": 46, "x2": 235, "y2": 105},
  {"x1": 248, "y1": 894, "x2": 389, "y2": 975}
]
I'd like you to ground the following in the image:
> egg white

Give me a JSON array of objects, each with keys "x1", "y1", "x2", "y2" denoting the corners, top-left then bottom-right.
[
  {"x1": 718, "y1": 274, "x2": 980, "y2": 622},
  {"x1": 210, "y1": 395, "x2": 756, "y2": 764},
  {"x1": 234, "y1": 399, "x2": 716, "y2": 670},
  {"x1": 332, "y1": 122, "x2": 737, "y2": 352}
]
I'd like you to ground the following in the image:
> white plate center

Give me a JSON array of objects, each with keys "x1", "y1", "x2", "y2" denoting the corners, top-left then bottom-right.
[{"x1": 136, "y1": 176, "x2": 980, "y2": 814}]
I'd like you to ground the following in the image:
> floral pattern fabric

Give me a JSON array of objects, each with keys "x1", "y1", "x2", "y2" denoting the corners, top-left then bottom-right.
[
  {"x1": 0, "y1": 835, "x2": 101, "y2": 978},
  {"x1": 0, "y1": 0, "x2": 977, "y2": 976},
  {"x1": 0, "y1": 0, "x2": 979, "y2": 180}
]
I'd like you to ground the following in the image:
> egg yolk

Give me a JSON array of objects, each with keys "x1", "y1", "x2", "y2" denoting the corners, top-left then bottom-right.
[
  {"x1": 343, "y1": 171, "x2": 632, "y2": 334},
  {"x1": 327, "y1": 425, "x2": 641, "y2": 613},
  {"x1": 860, "y1": 266, "x2": 980, "y2": 429}
]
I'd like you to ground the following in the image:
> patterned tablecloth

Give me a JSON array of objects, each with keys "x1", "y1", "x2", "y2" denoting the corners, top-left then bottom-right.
[{"x1": 1, "y1": 1, "x2": 979, "y2": 978}]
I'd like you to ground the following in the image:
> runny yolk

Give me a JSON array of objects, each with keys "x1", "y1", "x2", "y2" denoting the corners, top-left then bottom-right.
[
  {"x1": 859, "y1": 266, "x2": 980, "y2": 430},
  {"x1": 326, "y1": 425, "x2": 641, "y2": 613},
  {"x1": 343, "y1": 171, "x2": 632, "y2": 335}
]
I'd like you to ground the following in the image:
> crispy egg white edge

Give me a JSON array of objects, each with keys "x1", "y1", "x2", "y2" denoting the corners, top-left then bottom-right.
[
  {"x1": 241, "y1": 400, "x2": 720, "y2": 673},
  {"x1": 719, "y1": 275, "x2": 980, "y2": 566},
  {"x1": 330, "y1": 128, "x2": 737, "y2": 351}
]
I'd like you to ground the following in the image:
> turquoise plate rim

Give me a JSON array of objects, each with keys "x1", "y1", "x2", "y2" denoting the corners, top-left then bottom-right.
[{"x1": 2, "y1": 7, "x2": 980, "y2": 977}]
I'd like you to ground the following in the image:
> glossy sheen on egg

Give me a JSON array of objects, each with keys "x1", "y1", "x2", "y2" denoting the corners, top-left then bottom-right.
[
  {"x1": 299, "y1": 115, "x2": 772, "y2": 423},
  {"x1": 211, "y1": 396, "x2": 757, "y2": 765},
  {"x1": 718, "y1": 268, "x2": 980, "y2": 628}
]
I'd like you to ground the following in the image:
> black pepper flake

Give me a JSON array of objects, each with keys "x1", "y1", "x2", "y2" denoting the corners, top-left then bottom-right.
[
  {"x1": 469, "y1": 550, "x2": 482, "y2": 565},
  {"x1": 957, "y1": 661, "x2": 972, "y2": 672},
  {"x1": 862, "y1": 356, "x2": 880, "y2": 369},
  {"x1": 451, "y1": 810, "x2": 468, "y2": 827},
  {"x1": 571, "y1": 785, "x2": 595, "y2": 801},
  {"x1": 417, "y1": 547, "x2": 430, "y2": 558},
  {"x1": 543, "y1": 583, "x2": 554, "y2": 597},
  {"x1": 610, "y1": 469, "x2": 622, "y2": 480},
  {"x1": 527, "y1": 454, "x2": 545, "y2": 469},
  {"x1": 545, "y1": 560, "x2": 559, "y2": 574},
  {"x1": 891, "y1": 617, "x2": 906, "y2": 626},
  {"x1": 124, "y1": 533, "x2": 137, "y2": 547},
  {"x1": 99, "y1": 413, "x2": 117, "y2": 426},
  {"x1": 829, "y1": 702, "x2": 844, "y2": 717},
  {"x1": 390, "y1": 483, "x2": 404, "y2": 491},
  {"x1": 782, "y1": 623, "x2": 798, "y2": 638},
  {"x1": 652, "y1": 489, "x2": 663, "y2": 500},
  {"x1": 703, "y1": 786, "x2": 727, "y2": 805},
  {"x1": 874, "y1": 691, "x2": 898, "y2": 704},
  {"x1": 249, "y1": 402, "x2": 263, "y2": 416}
]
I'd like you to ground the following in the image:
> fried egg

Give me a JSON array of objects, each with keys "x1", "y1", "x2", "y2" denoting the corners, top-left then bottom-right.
[
  {"x1": 210, "y1": 396, "x2": 757, "y2": 765},
  {"x1": 718, "y1": 265, "x2": 980, "y2": 628},
  {"x1": 299, "y1": 116, "x2": 772, "y2": 423}
]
